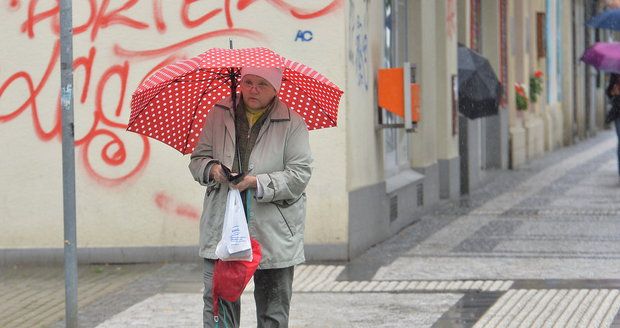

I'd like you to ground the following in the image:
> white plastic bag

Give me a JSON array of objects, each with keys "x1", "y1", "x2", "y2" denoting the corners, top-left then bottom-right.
[{"x1": 215, "y1": 189, "x2": 252, "y2": 261}]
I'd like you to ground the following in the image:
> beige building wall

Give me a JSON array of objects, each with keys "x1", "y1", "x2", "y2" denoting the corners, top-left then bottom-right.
[
  {"x1": 410, "y1": 0, "x2": 439, "y2": 169},
  {"x1": 435, "y1": 0, "x2": 459, "y2": 161},
  {"x1": 481, "y1": 1, "x2": 500, "y2": 72},
  {"x1": 521, "y1": 0, "x2": 544, "y2": 162},
  {"x1": 509, "y1": 0, "x2": 528, "y2": 168},
  {"x1": 346, "y1": 0, "x2": 383, "y2": 193},
  {"x1": 528, "y1": 0, "x2": 550, "y2": 157},
  {"x1": 0, "y1": 2, "x2": 347, "y2": 254},
  {"x1": 555, "y1": 3, "x2": 572, "y2": 147},
  {"x1": 573, "y1": 1, "x2": 588, "y2": 141}
]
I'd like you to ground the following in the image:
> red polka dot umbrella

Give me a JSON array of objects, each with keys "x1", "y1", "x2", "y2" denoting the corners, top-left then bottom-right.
[{"x1": 127, "y1": 47, "x2": 343, "y2": 154}]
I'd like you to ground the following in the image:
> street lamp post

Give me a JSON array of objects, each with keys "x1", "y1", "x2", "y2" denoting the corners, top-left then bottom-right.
[{"x1": 59, "y1": 0, "x2": 78, "y2": 327}]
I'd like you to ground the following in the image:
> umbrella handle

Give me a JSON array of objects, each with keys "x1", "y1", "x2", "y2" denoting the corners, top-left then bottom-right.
[{"x1": 245, "y1": 189, "x2": 252, "y2": 222}]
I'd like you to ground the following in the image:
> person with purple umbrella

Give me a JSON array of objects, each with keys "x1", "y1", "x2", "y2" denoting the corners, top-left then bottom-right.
[{"x1": 606, "y1": 73, "x2": 620, "y2": 177}]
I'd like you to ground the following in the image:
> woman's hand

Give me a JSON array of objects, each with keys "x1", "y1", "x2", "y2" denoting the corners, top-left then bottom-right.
[
  {"x1": 209, "y1": 164, "x2": 228, "y2": 184},
  {"x1": 231, "y1": 175, "x2": 257, "y2": 192}
]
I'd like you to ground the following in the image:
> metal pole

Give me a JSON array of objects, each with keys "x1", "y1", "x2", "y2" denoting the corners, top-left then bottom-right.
[
  {"x1": 403, "y1": 62, "x2": 413, "y2": 132},
  {"x1": 59, "y1": 1, "x2": 78, "y2": 327}
]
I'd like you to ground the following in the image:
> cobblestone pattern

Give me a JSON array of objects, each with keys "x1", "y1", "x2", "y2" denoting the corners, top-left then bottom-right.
[
  {"x1": 278, "y1": 265, "x2": 513, "y2": 293},
  {"x1": 473, "y1": 289, "x2": 620, "y2": 328},
  {"x1": 0, "y1": 264, "x2": 158, "y2": 328},
  {"x1": 8, "y1": 131, "x2": 620, "y2": 327}
]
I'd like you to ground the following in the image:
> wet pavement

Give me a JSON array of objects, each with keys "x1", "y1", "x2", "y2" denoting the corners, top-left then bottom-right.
[{"x1": 3, "y1": 130, "x2": 620, "y2": 327}]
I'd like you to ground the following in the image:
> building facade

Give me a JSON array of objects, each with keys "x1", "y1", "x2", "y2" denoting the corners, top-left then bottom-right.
[{"x1": 0, "y1": 0, "x2": 609, "y2": 264}]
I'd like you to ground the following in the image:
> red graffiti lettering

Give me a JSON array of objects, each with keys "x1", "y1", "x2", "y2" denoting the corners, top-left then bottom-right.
[
  {"x1": 74, "y1": 47, "x2": 97, "y2": 104},
  {"x1": 179, "y1": 0, "x2": 342, "y2": 30},
  {"x1": 96, "y1": 62, "x2": 130, "y2": 125},
  {"x1": 9, "y1": 0, "x2": 21, "y2": 10},
  {"x1": 154, "y1": 192, "x2": 200, "y2": 220},
  {"x1": 181, "y1": 0, "x2": 222, "y2": 29},
  {"x1": 19, "y1": 0, "x2": 97, "y2": 38},
  {"x1": 152, "y1": 0, "x2": 166, "y2": 33},
  {"x1": 224, "y1": 0, "x2": 233, "y2": 28},
  {"x1": 2, "y1": 0, "x2": 341, "y2": 187},
  {"x1": 114, "y1": 28, "x2": 265, "y2": 59},
  {"x1": 0, "y1": 40, "x2": 59, "y2": 141},
  {"x1": 236, "y1": 0, "x2": 343, "y2": 20},
  {"x1": 91, "y1": 0, "x2": 149, "y2": 41},
  {"x1": 175, "y1": 205, "x2": 200, "y2": 220},
  {"x1": 0, "y1": 38, "x2": 150, "y2": 186},
  {"x1": 21, "y1": 0, "x2": 58, "y2": 38},
  {"x1": 270, "y1": 0, "x2": 343, "y2": 19},
  {"x1": 155, "y1": 192, "x2": 172, "y2": 210},
  {"x1": 75, "y1": 0, "x2": 98, "y2": 35},
  {"x1": 236, "y1": 0, "x2": 256, "y2": 10}
]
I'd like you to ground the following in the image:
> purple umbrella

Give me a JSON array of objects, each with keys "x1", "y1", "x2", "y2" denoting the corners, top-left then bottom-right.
[{"x1": 581, "y1": 42, "x2": 620, "y2": 74}]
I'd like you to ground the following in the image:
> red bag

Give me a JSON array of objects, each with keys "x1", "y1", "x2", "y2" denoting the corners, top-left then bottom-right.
[{"x1": 212, "y1": 238, "x2": 262, "y2": 321}]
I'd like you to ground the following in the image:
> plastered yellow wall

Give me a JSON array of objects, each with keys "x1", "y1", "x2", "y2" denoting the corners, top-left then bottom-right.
[{"x1": 0, "y1": 1, "x2": 347, "y2": 249}]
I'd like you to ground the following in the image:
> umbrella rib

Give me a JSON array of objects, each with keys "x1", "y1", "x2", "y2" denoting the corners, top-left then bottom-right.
[
  {"x1": 129, "y1": 69, "x2": 198, "y2": 129},
  {"x1": 173, "y1": 69, "x2": 231, "y2": 83},
  {"x1": 180, "y1": 74, "x2": 235, "y2": 154},
  {"x1": 302, "y1": 95, "x2": 338, "y2": 127},
  {"x1": 283, "y1": 77, "x2": 338, "y2": 127}
]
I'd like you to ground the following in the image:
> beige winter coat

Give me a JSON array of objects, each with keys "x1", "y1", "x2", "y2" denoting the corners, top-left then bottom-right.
[{"x1": 189, "y1": 97, "x2": 312, "y2": 269}]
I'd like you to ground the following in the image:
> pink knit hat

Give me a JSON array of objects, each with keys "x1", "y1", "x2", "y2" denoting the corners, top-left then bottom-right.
[{"x1": 240, "y1": 67, "x2": 283, "y2": 92}]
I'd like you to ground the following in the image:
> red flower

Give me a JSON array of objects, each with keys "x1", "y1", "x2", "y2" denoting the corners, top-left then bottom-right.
[
  {"x1": 514, "y1": 84, "x2": 525, "y2": 95},
  {"x1": 534, "y1": 70, "x2": 543, "y2": 78}
]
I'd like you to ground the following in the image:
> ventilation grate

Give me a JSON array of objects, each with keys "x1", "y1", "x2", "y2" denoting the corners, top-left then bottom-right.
[
  {"x1": 417, "y1": 183, "x2": 424, "y2": 206},
  {"x1": 389, "y1": 195, "x2": 398, "y2": 222}
]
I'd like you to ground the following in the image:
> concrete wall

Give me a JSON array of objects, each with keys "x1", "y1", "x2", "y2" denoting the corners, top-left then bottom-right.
[
  {"x1": 458, "y1": 0, "x2": 510, "y2": 195},
  {"x1": 561, "y1": 0, "x2": 575, "y2": 147},
  {"x1": 343, "y1": 0, "x2": 384, "y2": 260},
  {"x1": 410, "y1": 0, "x2": 439, "y2": 170},
  {"x1": 481, "y1": 0, "x2": 509, "y2": 171},
  {"x1": 508, "y1": 0, "x2": 563, "y2": 168},
  {"x1": 573, "y1": 1, "x2": 588, "y2": 143},
  {"x1": 344, "y1": 0, "x2": 462, "y2": 259},
  {"x1": 508, "y1": 0, "x2": 528, "y2": 168},
  {"x1": 0, "y1": 1, "x2": 347, "y2": 261},
  {"x1": 435, "y1": 0, "x2": 460, "y2": 200},
  {"x1": 346, "y1": 0, "x2": 382, "y2": 197},
  {"x1": 346, "y1": 0, "x2": 437, "y2": 259}
]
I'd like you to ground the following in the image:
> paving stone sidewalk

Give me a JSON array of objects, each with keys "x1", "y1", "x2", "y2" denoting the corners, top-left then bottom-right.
[{"x1": 3, "y1": 131, "x2": 620, "y2": 327}]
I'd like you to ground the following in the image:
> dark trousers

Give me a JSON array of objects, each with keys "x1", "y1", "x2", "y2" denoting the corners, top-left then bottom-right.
[{"x1": 203, "y1": 259, "x2": 295, "y2": 328}]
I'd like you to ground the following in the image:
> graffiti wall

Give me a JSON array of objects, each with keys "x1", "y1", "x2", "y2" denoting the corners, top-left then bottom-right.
[{"x1": 0, "y1": 0, "x2": 345, "y2": 251}]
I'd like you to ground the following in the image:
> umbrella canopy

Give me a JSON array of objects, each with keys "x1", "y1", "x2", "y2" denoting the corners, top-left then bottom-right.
[
  {"x1": 457, "y1": 44, "x2": 502, "y2": 119},
  {"x1": 127, "y1": 47, "x2": 343, "y2": 154},
  {"x1": 581, "y1": 42, "x2": 620, "y2": 74},
  {"x1": 587, "y1": 8, "x2": 620, "y2": 31}
]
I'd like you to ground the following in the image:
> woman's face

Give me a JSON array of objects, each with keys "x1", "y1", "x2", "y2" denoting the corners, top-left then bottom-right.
[{"x1": 240, "y1": 75, "x2": 277, "y2": 110}]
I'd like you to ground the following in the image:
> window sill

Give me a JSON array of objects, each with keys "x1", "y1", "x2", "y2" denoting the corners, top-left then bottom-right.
[{"x1": 385, "y1": 169, "x2": 424, "y2": 194}]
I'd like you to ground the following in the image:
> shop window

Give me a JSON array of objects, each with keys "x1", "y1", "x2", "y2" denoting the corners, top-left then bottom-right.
[{"x1": 383, "y1": 0, "x2": 411, "y2": 177}]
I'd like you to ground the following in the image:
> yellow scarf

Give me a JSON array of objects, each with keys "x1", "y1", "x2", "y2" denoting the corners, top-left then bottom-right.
[{"x1": 245, "y1": 107, "x2": 266, "y2": 128}]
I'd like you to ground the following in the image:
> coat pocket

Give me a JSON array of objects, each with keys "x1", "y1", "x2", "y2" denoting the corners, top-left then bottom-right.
[{"x1": 274, "y1": 204, "x2": 295, "y2": 238}]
